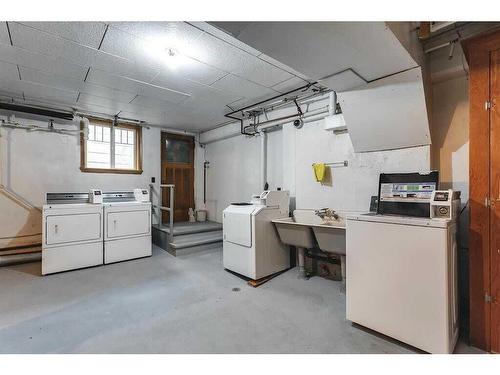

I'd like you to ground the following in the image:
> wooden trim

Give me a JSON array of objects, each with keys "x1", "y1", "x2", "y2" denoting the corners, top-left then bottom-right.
[
  {"x1": 80, "y1": 119, "x2": 143, "y2": 175},
  {"x1": 463, "y1": 28, "x2": 500, "y2": 352},
  {"x1": 79, "y1": 167, "x2": 143, "y2": 174}
]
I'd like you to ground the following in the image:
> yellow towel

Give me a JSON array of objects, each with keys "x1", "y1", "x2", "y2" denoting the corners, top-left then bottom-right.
[{"x1": 312, "y1": 163, "x2": 326, "y2": 182}]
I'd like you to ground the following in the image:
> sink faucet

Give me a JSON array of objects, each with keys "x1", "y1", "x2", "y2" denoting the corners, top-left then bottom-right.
[{"x1": 315, "y1": 208, "x2": 339, "y2": 220}]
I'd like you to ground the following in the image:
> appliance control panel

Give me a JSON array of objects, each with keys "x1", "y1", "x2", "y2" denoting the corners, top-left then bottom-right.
[
  {"x1": 134, "y1": 188, "x2": 150, "y2": 202},
  {"x1": 89, "y1": 189, "x2": 103, "y2": 204},
  {"x1": 430, "y1": 189, "x2": 460, "y2": 220}
]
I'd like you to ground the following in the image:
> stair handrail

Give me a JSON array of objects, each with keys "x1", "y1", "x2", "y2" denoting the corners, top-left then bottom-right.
[{"x1": 159, "y1": 184, "x2": 175, "y2": 236}]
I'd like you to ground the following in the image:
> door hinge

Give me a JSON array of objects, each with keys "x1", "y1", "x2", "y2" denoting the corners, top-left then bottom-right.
[
  {"x1": 485, "y1": 101, "x2": 492, "y2": 110},
  {"x1": 485, "y1": 293, "x2": 496, "y2": 303},
  {"x1": 485, "y1": 197, "x2": 491, "y2": 207}
]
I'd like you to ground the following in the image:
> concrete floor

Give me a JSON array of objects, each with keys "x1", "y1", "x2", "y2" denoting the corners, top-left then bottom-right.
[{"x1": 0, "y1": 246, "x2": 484, "y2": 354}]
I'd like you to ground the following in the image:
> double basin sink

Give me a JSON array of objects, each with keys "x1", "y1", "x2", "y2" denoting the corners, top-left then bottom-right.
[
  {"x1": 272, "y1": 209, "x2": 351, "y2": 281},
  {"x1": 272, "y1": 209, "x2": 347, "y2": 255}
]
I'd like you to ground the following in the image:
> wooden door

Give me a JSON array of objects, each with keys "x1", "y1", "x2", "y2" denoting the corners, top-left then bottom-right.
[
  {"x1": 490, "y1": 48, "x2": 500, "y2": 353},
  {"x1": 161, "y1": 132, "x2": 194, "y2": 223},
  {"x1": 465, "y1": 29, "x2": 500, "y2": 353}
]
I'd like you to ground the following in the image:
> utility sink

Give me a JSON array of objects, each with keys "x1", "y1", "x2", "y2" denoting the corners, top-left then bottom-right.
[
  {"x1": 273, "y1": 209, "x2": 361, "y2": 283},
  {"x1": 272, "y1": 209, "x2": 346, "y2": 255}
]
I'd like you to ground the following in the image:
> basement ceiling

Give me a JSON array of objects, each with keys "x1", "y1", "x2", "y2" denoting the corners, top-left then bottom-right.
[
  {"x1": 212, "y1": 22, "x2": 419, "y2": 90},
  {"x1": 0, "y1": 22, "x2": 312, "y2": 131}
]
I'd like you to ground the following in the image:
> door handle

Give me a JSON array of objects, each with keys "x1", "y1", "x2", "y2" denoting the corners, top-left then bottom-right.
[
  {"x1": 113, "y1": 220, "x2": 117, "y2": 230},
  {"x1": 54, "y1": 224, "x2": 58, "y2": 234}
]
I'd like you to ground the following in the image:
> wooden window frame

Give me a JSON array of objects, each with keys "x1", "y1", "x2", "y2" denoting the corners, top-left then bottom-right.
[{"x1": 80, "y1": 118, "x2": 143, "y2": 175}]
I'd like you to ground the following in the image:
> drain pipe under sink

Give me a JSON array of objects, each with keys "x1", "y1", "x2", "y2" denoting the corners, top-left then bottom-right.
[{"x1": 297, "y1": 247, "x2": 306, "y2": 279}]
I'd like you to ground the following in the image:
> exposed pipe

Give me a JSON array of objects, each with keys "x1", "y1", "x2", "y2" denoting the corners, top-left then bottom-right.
[
  {"x1": 260, "y1": 131, "x2": 267, "y2": 190},
  {"x1": 257, "y1": 106, "x2": 330, "y2": 131},
  {"x1": 0, "y1": 252, "x2": 41, "y2": 267},
  {"x1": 0, "y1": 102, "x2": 74, "y2": 121},
  {"x1": 329, "y1": 92, "x2": 335, "y2": 116},
  {"x1": 224, "y1": 82, "x2": 318, "y2": 136}
]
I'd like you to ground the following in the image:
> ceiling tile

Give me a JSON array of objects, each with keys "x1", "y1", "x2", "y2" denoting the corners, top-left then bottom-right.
[
  {"x1": 0, "y1": 85, "x2": 24, "y2": 99},
  {"x1": 18, "y1": 22, "x2": 107, "y2": 49},
  {"x1": 86, "y1": 68, "x2": 190, "y2": 104},
  {"x1": 318, "y1": 69, "x2": 366, "y2": 92},
  {"x1": 187, "y1": 32, "x2": 249, "y2": 73},
  {"x1": 88, "y1": 50, "x2": 159, "y2": 83},
  {"x1": 258, "y1": 53, "x2": 310, "y2": 79},
  {"x1": 19, "y1": 66, "x2": 80, "y2": 91},
  {"x1": 77, "y1": 93, "x2": 127, "y2": 113},
  {"x1": 19, "y1": 81, "x2": 79, "y2": 104},
  {"x1": 0, "y1": 43, "x2": 88, "y2": 80},
  {"x1": 1, "y1": 22, "x2": 10, "y2": 44},
  {"x1": 169, "y1": 59, "x2": 227, "y2": 86},
  {"x1": 0, "y1": 60, "x2": 20, "y2": 81},
  {"x1": 99, "y1": 26, "x2": 158, "y2": 67},
  {"x1": 101, "y1": 25, "x2": 225, "y2": 85},
  {"x1": 9, "y1": 22, "x2": 99, "y2": 66},
  {"x1": 191, "y1": 22, "x2": 262, "y2": 56},
  {"x1": 8, "y1": 22, "x2": 156, "y2": 83},
  {"x1": 232, "y1": 55, "x2": 293, "y2": 87},
  {"x1": 109, "y1": 22, "x2": 204, "y2": 54},
  {"x1": 151, "y1": 70, "x2": 212, "y2": 95},
  {"x1": 128, "y1": 95, "x2": 179, "y2": 110},
  {"x1": 19, "y1": 66, "x2": 138, "y2": 103},
  {"x1": 271, "y1": 76, "x2": 310, "y2": 93},
  {"x1": 210, "y1": 73, "x2": 275, "y2": 98}
]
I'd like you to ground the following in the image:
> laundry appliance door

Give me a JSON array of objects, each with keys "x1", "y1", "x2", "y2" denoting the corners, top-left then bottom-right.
[{"x1": 222, "y1": 205, "x2": 256, "y2": 247}]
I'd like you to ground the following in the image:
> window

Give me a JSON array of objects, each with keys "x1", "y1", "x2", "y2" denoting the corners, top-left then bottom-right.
[{"x1": 81, "y1": 119, "x2": 142, "y2": 174}]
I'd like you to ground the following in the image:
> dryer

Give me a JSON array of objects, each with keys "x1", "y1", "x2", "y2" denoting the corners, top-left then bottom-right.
[
  {"x1": 42, "y1": 192, "x2": 103, "y2": 275},
  {"x1": 223, "y1": 190, "x2": 290, "y2": 280},
  {"x1": 103, "y1": 191, "x2": 152, "y2": 264}
]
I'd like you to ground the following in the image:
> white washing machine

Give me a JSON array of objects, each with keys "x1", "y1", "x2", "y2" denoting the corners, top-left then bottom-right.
[
  {"x1": 346, "y1": 212, "x2": 459, "y2": 353},
  {"x1": 103, "y1": 190, "x2": 152, "y2": 264},
  {"x1": 223, "y1": 190, "x2": 290, "y2": 280},
  {"x1": 42, "y1": 192, "x2": 103, "y2": 275}
]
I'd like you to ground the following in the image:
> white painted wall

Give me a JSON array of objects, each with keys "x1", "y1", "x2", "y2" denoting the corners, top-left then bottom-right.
[
  {"x1": 200, "y1": 94, "x2": 431, "y2": 223},
  {"x1": 0, "y1": 115, "x2": 163, "y2": 249}
]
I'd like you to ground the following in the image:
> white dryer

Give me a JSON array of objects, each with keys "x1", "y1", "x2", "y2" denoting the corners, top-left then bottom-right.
[
  {"x1": 103, "y1": 191, "x2": 152, "y2": 264},
  {"x1": 42, "y1": 193, "x2": 103, "y2": 275},
  {"x1": 223, "y1": 190, "x2": 290, "y2": 280}
]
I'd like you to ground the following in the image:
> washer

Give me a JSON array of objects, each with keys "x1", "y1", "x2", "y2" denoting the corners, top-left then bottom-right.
[
  {"x1": 346, "y1": 210, "x2": 459, "y2": 353},
  {"x1": 103, "y1": 191, "x2": 152, "y2": 264},
  {"x1": 42, "y1": 192, "x2": 103, "y2": 275}
]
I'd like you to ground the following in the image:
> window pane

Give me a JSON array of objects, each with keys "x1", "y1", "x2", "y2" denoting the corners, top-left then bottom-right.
[
  {"x1": 86, "y1": 123, "x2": 111, "y2": 169},
  {"x1": 114, "y1": 127, "x2": 136, "y2": 169},
  {"x1": 103, "y1": 127, "x2": 110, "y2": 142},
  {"x1": 165, "y1": 138, "x2": 190, "y2": 163},
  {"x1": 95, "y1": 125, "x2": 102, "y2": 141},
  {"x1": 114, "y1": 143, "x2": 135, "y2": 169},
  {"x1": 115, "y1": 129, "x2": 121, "y2": 144},
  {"x1": 88, "y1": 124, "x2": 95, "y2": 141},
  {"x1": 86, "y1": 139, "x2": 111, "y2": 168}
]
